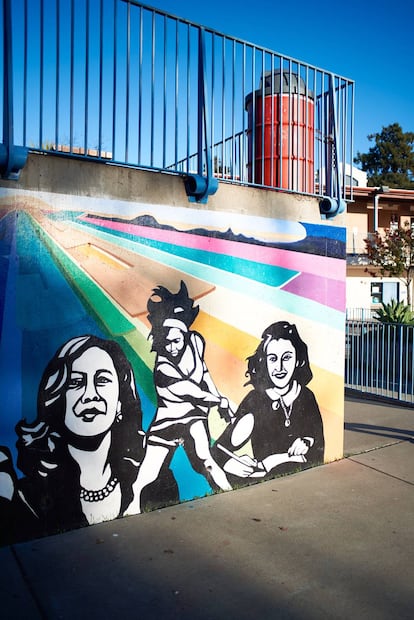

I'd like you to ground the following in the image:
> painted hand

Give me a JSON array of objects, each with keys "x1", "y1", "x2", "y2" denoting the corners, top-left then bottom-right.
[
  {"x1": 287, "y1": 436, "x2": 314, "y2": 457},
  {"x1": 223, "y1": 454, "x2": 258, "y2": 477}
]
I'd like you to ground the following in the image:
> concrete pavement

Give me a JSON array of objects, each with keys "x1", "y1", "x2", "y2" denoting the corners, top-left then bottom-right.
[{"x1": 1, "y1": 395, "x2": 413, "y2": 620}]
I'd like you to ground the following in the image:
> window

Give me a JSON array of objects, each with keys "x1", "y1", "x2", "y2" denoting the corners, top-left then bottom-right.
[{"x1": 371, "y1": 281, "x2": 399, "y2": 305}]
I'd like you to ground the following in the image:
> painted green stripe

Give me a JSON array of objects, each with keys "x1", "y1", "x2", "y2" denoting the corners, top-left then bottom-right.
[{"x1": 31, "y1": 219, "x2": 135, "y2": 337}]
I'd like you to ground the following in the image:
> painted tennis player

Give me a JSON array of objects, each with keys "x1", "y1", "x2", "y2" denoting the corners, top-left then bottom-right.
[{"x1": 125, "y1": 282, "x2": 233, "y2": 515}]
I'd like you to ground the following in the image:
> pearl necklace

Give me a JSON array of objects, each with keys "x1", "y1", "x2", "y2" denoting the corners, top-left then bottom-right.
[
  {"x1": 80, "y1": 476, "x2": 119, "y2": 502},
  {"x1": 272, "y1": 397, "x2": 292, "y2": 427}
]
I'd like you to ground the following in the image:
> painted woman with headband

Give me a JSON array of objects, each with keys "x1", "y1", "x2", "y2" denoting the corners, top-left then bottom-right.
[{"x1": 125, "y1": 282, "x2": 233, "y2": 515}]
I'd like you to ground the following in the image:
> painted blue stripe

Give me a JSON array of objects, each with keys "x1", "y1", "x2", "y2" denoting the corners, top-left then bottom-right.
[{"x1": 70, "y1": 220, "x2": 345, "y2": 331}]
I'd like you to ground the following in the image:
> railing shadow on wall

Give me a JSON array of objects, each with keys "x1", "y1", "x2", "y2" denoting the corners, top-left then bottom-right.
[
  {"x1": 1, "y1": 0, "x2": 354, "y2": 212},
  {"x1": 345, "y1": 320, "x2": 414, "y2": 404}
]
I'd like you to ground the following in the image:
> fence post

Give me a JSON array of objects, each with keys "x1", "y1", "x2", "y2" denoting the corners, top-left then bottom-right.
[
  {"x1": 398, "y1": 324, "x2": 403, "y2": 400},
  {"x1": 184, "y1": 27, "x2": 218, "y2": 203},
  {"x1": 0, "y1": 0, "x2": 28, "y2": 180}
]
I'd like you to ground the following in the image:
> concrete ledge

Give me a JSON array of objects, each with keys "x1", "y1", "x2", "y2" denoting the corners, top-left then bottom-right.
[{"x1": 0, "y1": 151, "x2": 328, "y2": 223}]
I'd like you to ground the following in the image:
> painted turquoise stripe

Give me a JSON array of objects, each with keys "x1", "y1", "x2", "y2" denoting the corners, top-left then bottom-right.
[
  {"x1": 70, "y1": 221, "x2": 345, "y2": 331},
  {"x1": 79, "y1": 221, "x2": 298, "y2": 288}
]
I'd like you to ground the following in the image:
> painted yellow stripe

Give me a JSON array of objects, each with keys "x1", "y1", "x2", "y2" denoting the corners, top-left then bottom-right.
[
  {"x1": 76, "y1": 243, "x2": 132, "y2": 270},
  {"x1": 193, "y1": 310, "x2": 259, "y2": 362}
]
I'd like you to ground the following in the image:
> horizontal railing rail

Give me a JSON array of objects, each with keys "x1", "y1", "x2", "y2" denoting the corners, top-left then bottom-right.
[
  {"x1": 345, "y1": 320, "x2": 414, "y2": 403},
  {"x1": 1, "y1": 0, "x2": 354, "y2": 207}
]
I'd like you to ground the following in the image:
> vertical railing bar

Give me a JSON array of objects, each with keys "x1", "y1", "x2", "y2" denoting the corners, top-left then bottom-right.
[
  {"x1": 2, "y1": 0, "x2": 12, "y2": 149},
  {"x1": 211, "y1": 32, "x2": 215, "y2": 176},
  {"x1": 39, "y1": 0, "x2": 44, "y2": 148},
  {"x1": 398, "y1": 324, "x2": 403, "y2": 399},
  {"x1": 55, "y1": 0, "x2": 60, "y2": 150},
  {"x1": 314, "y1": 69, "x2": 317, "y2": 193},
  {"x1": 84, "y1": 0, "x2": 90, "y2": 156},
  {"x1": 69, "y1": 0, "x2": 74, "y2": 151},
  {"x1": 23, "y1": 0, "x2": 28, "y2": 146},
  {"x1": 162, "y1": 14, "x2": 166, "y2": 169},
  {"x1": 339, "y1": 80, "x2": 345, "y2": 199},
  {"x1": 304, "y1": 65, "x2": 309, "y2": 192},
  {"x1": 321, "y1": 72, "x2": 326, "y2": 195},
  {"x1": 241, "y1": 42, "x2": 246, "y2": 182},
  {"x1": 278, "y1": 57, "x2": 284, "y2": 189},
  {"x1": 251, "y1": 46, "x2": 256, "y2": 185},
  {"x1": 270, "y1": 54, "x2": 274, "y2": 187},
  {"x1": 295, "y1": 62, "x2": 300, "y2": 191},
  {"x1": 138, "y1": 5, "x2": 142, "y2": 163},
  {"x1": 98, "y1": 0, "x2": 104, "y2": 156},
  {"x1": 186, "y1": 23, "x2": 190, "y2": 170},
  {"x1": 111, "y1": 0, "x2": 117, "y2": 161},
  {"x1": 125, "y1": 0, "x2": 130, "y2": 162},
  {"x1": 174, "y1": 18, "x2": 178, "y2": 169},
  {"x1": 221, "y1": 35, "x2": 225, "y2": 180},
  {"x1": 350, "y1": 80, "x2": 355, "y2": 201},
  {"x1": 149, "y1": 9, "x2": 155, "y2": 167},
  {"x1": 260, "y1": 49, "x2": 265, "y2": 186},
  {"x1": 231, "y1": 37, "x2": 236, "y2": 180}
]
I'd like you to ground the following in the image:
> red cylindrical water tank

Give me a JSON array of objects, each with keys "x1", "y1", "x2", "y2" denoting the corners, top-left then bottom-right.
[{"x1": 246, "y1": 71, "x2": 314, "y2": 193}]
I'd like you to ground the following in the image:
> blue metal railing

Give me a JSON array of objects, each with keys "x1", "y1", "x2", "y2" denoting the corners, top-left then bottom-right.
[
  {"x1": 1, "y1": 0, "x2": 354, "y2": 210},
  {"x1": 345, "y1": 320, "x2": 414, "y2": 403}
]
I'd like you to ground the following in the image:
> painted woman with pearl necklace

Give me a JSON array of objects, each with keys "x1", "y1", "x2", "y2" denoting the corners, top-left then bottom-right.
[{"x1": 0, "y1": 335, "x2": 177, "y2": 543}]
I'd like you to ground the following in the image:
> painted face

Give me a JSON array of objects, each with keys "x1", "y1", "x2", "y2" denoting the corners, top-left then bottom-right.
[
  {"x1": 165, "y1": 327, "x2": 185, "y2": 358},
  {"x1": 64, "y1": 347, "x2": 120, "y2": 437},
  {"x1": 266, "y1": 338, "x2": 297, "y2": 391}
]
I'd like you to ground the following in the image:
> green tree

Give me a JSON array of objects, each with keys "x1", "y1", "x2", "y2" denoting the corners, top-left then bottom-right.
[
  {"x1": 355, "y1": 123, "x2": 414, "y2": 189},
  {"x1": 365, "y1": 221, "x2": 414, "y2": 307}
]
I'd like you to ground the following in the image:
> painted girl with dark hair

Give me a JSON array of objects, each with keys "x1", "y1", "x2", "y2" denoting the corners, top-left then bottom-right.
[
  {"x1": 214, "y1": 321, "x2": 325, "y2": 481},
  {"x1": 125, "y1": 282, "x2": 233, "y2": 516},
  {"x1": 0, "y1": 335, "x2": 176, "y2": 543}
]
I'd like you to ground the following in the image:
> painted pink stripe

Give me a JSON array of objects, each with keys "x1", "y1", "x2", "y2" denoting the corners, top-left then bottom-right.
[
  {"x1": 282, "y1": 272, "x2": 345, "y2": 311},
  {"x1": 82, "y1": 215, "x2": 344, "y2": 279}
]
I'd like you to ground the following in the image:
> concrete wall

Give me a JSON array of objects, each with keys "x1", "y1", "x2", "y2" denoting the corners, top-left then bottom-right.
[{"x1": 0, "y1": 153, "x2": 346, "y2": 544}]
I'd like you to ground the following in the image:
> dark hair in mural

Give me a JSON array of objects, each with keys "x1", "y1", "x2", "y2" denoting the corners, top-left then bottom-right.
[
  {"x1": 10, "y1": 335, "x2": 144, "y2": 538},
  {"x1": 17, "y1": 335, "x2": 141, "y2": 484},
  {"x1": 124, "y1": 281, "x2": 233, "y2": 517},
  {"x1": 147, "y1": 281, "x2": 199, "y2": 353},
  {"x1": 213, "y1": 320, "x2": 324, "y2": 484},
  {"x1": 245, "y1": 321, "x2": 313, "y2": 390}
]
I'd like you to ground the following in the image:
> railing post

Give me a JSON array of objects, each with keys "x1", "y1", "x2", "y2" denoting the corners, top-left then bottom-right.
[
  {"x1": 319, "y1": 74, "x2": 346, "y2": 219},
  {"x1": 0, "y1": 0, "x2": 28, "y2": 180},
  {"x1": 184, "y1": 27, "x2": 218, "y2": 203},
  {"x1": 398, "y1": 324, "x2": 403, "y2": 400}
]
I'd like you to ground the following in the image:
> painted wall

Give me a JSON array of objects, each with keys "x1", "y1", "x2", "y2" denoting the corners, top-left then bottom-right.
[{"x1": 0, "y1": 155, "x2": 346, "y2": 545}]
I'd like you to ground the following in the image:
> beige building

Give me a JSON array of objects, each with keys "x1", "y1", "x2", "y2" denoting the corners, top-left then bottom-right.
[{"x1": 346, "y1": 186, "x2": 414, "y2": 314}]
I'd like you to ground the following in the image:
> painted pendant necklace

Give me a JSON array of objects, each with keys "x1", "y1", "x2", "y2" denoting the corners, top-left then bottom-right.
[{"x1": 272, "y1": 397, "x2": 292, "y2": 427}]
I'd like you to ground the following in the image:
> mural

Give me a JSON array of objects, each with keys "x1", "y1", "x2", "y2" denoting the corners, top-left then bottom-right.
[
  {"x1": 212, "y1": 321, "x2": 325, "y2": 483},
  {"x1": 0, "y1": 188, "x2": 346, "y2": 544}
]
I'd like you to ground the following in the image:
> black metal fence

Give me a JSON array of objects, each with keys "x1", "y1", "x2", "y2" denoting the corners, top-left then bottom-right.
[{"x1": 345, "y1": 320, "x2": 414, "y2": 403}]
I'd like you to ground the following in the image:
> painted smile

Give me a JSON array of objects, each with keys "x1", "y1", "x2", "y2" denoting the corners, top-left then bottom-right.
[{"x1": 75, "y1": 406, "x2": 105, "y2": 422}]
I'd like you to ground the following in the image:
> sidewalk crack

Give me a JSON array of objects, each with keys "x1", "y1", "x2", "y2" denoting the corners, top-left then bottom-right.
[{"x1": 11, "y1": 545, "x2": 49, "y2": 619}]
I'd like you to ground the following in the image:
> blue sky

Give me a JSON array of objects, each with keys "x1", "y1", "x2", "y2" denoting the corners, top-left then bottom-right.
[{"x1": 148, "y1": 0, "x2": 413, "y2": 161}]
